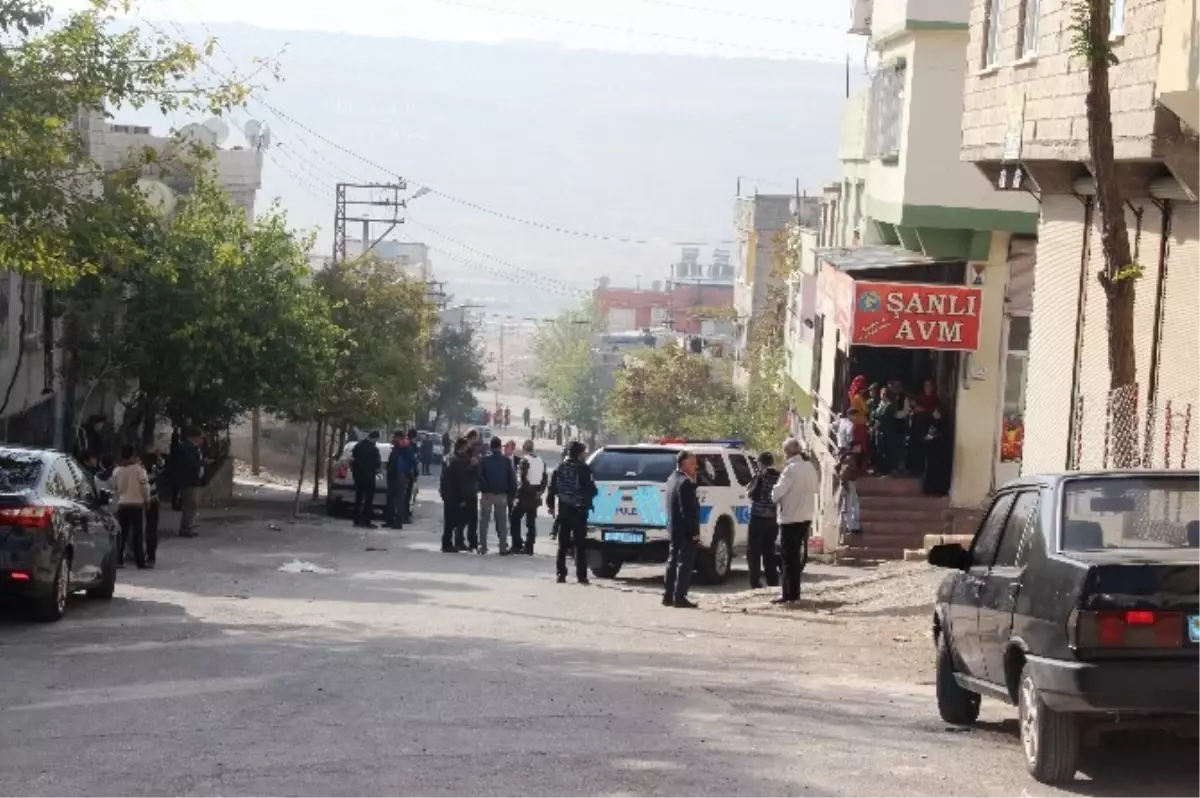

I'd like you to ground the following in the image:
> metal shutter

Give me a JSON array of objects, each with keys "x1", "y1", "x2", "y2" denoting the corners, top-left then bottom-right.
[
  {"x1": 1151, "y1": 202, "x2": 1199, "y2": 469},
  {"x1": 1022, "y1": 195, "x2": 1087, "y2": 474}
]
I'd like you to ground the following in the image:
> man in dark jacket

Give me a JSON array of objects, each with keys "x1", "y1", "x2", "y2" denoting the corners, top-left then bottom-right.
[
  {"x1": 350, "y1": 431, "x2": 382, "y2": 528},
  {"x1": 176, "y1": 426, "x2": 205, "y2": 538},
  {"x1": 546, "y1": 441, "x2": 596, "y2": 584},
  {"x1": 439, "y1": 437, "x2": 475, "y2": 552},
  {"x1": 746, "y1": 451, "x2": 781, "y2": 589},
  {"x1": 385, "y1": 430, "x2": 414, "y2": 529},
  {"x1": 477, "y1": 437, "x2": 517, "y2": 555},
  {"x1": 419, "y1": 434, "x2": 434, "y2": 476},
  {"x1": 663, "y1": 449, "x2": 700, "y2": 608}
]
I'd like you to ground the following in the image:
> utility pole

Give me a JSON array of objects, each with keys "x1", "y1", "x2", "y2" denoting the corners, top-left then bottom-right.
[{"x1": 332, "y1": 181, "x2": 408, "y2": 265}]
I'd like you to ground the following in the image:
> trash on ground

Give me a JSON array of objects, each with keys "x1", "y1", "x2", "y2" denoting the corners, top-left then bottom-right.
[{"x1": 278, "y1": 559, "x2": 336, "y2": 574}]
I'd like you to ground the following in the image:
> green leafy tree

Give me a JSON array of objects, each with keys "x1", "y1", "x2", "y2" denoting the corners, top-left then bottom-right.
[
  {"x1": 529, "y1": 305, "x2": 604, "y2": 435},
  {"x1": 737, "y1": 229, "x2": 791, "y2": 453},
  {"x1": 0, "y1": 0, "x2": 252, "y2": 287},
  {"x1": 428, "y1": 324, "x2": 488, "y2": 425},
  {"x1": 312, "y1": 257, "x2": 436, "y2": 432},
  {"x1": 60, "y1": 174, "x2": 341, "y2": 442},
  {"x1": 605, "y1": 346, "x2": 738, "y2": 440}
]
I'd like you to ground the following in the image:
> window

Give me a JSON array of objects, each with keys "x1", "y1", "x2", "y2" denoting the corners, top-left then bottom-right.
[
  {"x1": 867, "y1": 61, "x2": 905, "y2": 158},
  {"x1": 994, "y1": 491, "x2": 1039, "y2": 567},
  {"x1": 696, "y1": 454, "x2": 731, "y2": 488},
  {"x1": 588, "y1": 448, "x2": 677, "y2": 483},
  {"x1": 0, "y1": 452, "x2": 43, "y2": 491},
  {"x1": 1061, "y1": 477, "x2": 1197, "y2": 551},
  {"x1": 45, "y1": 459, "x2": 78, "y2": 500},
  {"x1": 1111, "y1": 0, "x2": 1125, "y2": 36},
  {"x1": 68, "y1": 459, "x2": 97, "y2": 504},
  {"x1": 983, "y1": 0, "x2": 1004, "y2": 66},
  {"x1": 1017, "y1": 0, "x2": 1040, "y2": 57},
  {"x1": 728, "y1": 454, "x2": 754, "y2": 487},
  {"x1": 970, "y1": 493, "x2": 1016, "y2": 567}
]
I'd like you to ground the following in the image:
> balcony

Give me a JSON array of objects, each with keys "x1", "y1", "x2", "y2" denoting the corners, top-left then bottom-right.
[
  {"x1": 869, "y1": 0, "x2": 969, "y2": 45},
  {"x1": 1157, "y1": 0, "x2": 1199, "y2": 131}
]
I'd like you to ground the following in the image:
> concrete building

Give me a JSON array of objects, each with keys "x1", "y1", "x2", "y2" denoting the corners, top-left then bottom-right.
[
  {"x1": 960, "y1": 0, "x2": 1199, "y2": 475},
  {"x1": 732, "y1": 194, "x2": 817, "y2": 386},
  {"x1": 593, "y1": 278, "x2": 734, "y2": 336},
  {"x1": 0, "y1": 112, "x2": 265, "y2": 450}
]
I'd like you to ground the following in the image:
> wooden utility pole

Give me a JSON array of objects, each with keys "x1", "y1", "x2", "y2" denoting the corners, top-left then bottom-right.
[{"x1": 250, "y1": 407, "x2": 261, "y2": 475}]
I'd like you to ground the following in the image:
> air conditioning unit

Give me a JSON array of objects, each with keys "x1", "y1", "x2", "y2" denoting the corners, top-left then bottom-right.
[{"x1": 849, "y1": 0, "x2": 872, "y2": 34}]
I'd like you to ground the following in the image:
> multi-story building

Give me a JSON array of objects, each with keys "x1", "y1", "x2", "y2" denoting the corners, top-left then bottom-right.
[
  {"x1": 733, "y1": 194, "x2": 818, "y2": 386},
  {"x1": 0, "y1": 112, "x2": 265, "y2": 449},
  {"x1": 592, "y1": 277, "x2": 734, "y2": 336},
  {"x1": 960, "y1": 0, "x2": 1198, "y2": 476}
]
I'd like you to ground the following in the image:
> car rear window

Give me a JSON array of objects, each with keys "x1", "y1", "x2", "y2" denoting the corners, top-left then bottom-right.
[
  {"x1": 0, "y1": 453, "x2": 43, "y2": 491},
  {"x1": 589, "y1": 448, "x2": 677, "y2": 483},
  {"x1": 1061, "y1": 477, "x2": 1198, "y2": 551}
]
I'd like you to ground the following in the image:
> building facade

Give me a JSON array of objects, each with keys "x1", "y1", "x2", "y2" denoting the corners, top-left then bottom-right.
[{"x1": 961, "y1": 0, "x2": 1199, "y2": 475}]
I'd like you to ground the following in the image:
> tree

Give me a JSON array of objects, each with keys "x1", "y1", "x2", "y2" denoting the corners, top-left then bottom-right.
[
  {"x1": 428, "y1": 324, "x2": 487, "y2": 426},
  {"x1": 0, "y1": 0, "x2": 252, "y2": 287},
  {"x1": 738, "y1": 229, "x2": 792, "y2": 453},
  {"x1": 312, "y1": 257, "x2": 436, "y2": 432},
  {"x1": 1071, "y1": 0, "x2": 1141, "y2": 466},
  {"x1": 529, "y1": 306, "x2": 604, "y2": 434},
  {"x1": 605, "y1": 346, "x2": 738, "y2": 440},
  {"x1": 60, "y1": 173, "x2": 341, "y2": 442}
]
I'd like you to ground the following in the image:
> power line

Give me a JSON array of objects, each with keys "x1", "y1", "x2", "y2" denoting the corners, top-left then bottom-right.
[{"x1": 637, "y1": 0, "x2": 846, "y2": 29}]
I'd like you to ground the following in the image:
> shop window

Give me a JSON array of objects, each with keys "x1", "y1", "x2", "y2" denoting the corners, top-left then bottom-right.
[{"x1": 1000, "y1": 317, "x2": 1031, "y2": 464}]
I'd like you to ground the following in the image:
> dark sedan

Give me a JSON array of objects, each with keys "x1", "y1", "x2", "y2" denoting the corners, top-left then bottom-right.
[
  {"x1": 928, "y1": 470, "x2": 1198, "y2": 784},
  {"x1": 0, "y1": 446, "x2": 119, "y2": 621}
]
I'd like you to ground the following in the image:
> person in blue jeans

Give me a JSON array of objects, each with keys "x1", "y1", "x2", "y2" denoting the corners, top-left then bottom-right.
[
  {"x1": 476, "y1": 437, "x2": 516, "y2": 554},
  {"x1": 385, "y1": 431, "x2": 417, "y2": 528}
]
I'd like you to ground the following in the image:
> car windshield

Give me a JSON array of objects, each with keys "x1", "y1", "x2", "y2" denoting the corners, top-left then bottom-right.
[
  {"x1": 0, "y1": 453, "x2": 43, "y2": 491},
  {"x1": 589, "y1": 448, "x2": 677, "y2": 483},
  {"x1": 1061, "y1": 476, "x2": 1198, "y2": 551}
]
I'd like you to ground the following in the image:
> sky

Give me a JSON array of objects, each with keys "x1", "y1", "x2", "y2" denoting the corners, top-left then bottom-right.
[
  {"x1": 107, "y1": 0, "x2": 863, "y2": 62},
  {"x1": 58, "y1": 0, "x2": 864, "y2": 319}
]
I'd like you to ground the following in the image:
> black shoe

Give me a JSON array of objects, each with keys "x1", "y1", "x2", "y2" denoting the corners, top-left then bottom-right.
[
  {"x1": 116, "y1": 561, "x2": 125, "y2": 569},
  {"x1": 144, "y1": 561, "x2": 155, "y2": 569},
  {"x1": 673, "y1": 598, "x2": 699, "y2": 609},
  {"x1": 556, "y1": 574, "x2": 567, "y2": 583},
  {"x1": 577, "y1": 578, "x2": 590, "y2": 585},
  {"x1": 178, "y1": 531, "x2": 197, "y2": 539},
  {"x1": 662, "y1": 596, "x2": 673, "y2": 606},
  {"x1": 770, "y1": 597, "x2": 789, "y2": 605},
  {"x1": 523, "y1": 549, "x2": 534, "y2": 556},
  {"x1": 750, "y1": 582, "x2": 763, "y2": 590},
  {"x1": 364, "y1": 523, "x2": 378, "y2": 530},
  {"x1": 499, "y1": 550, "x2": 513, "y2": 556},
  {"x1": 135, "y1": 563, "x2": 148, "y2": 570}
]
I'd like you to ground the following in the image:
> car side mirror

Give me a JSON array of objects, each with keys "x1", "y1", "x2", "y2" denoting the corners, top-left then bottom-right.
[{"x1": 928, "y1": 543, "x2": 969, "y2": 570}]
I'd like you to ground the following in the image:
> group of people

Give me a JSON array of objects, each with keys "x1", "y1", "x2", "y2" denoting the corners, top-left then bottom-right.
[
  {"x1": 74, "y1": 415, "x2": 209, "y2": 570},
  {"x1": 664, "y1": 439, "x2": 819, "y2": 609},
  {"x1": 840, "y1": 376, "x2": 952, "y2": 495},
  {"x1": 437, "y1": 431, "x2": 597, "y2": 585},
  {"x1": 347, "y1": 429, "x2": 427, "y2": 529}
]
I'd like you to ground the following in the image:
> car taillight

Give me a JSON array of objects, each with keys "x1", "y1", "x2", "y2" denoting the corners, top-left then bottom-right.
[
  {"x1": 0, "y1": 506, "x2": 54, "y2": 529},
  {"x1": 1070, "y1": 608, "x2": 1184, "y2": 650},
  {"x1": 335, "y1": 463, "x2": 348, "y2": 479}
]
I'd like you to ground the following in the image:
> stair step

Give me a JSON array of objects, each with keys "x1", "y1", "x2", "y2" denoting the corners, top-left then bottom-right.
[
  {"x1": 838, "y1": 545, "x2": 906, "y2": 561},
  {"x1": 858, "y1": 494, "x2": 949, "y2": 511},
  {"x1": 860, "y1": 521, "x2": 939, "y2": 536},
  {"x1": 860, "y1": 507, "x2": 948, "y2": 524},
  {"x1": 857, "y1": 476, "x2": 923, "y2": 497}
]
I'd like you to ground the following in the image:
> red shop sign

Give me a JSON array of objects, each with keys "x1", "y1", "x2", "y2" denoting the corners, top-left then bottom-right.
[{"x1": 852, "y1": 281, "x2": 983, "y2": 351}]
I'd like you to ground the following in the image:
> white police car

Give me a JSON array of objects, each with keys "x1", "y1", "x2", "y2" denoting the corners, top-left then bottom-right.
[{"x1": 582, "y1": 439, "x2": 757, "y2": 584}]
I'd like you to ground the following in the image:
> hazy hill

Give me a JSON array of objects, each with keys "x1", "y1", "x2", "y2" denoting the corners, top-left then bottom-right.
[{"x1": 118, "y1": 24, "x2": 857, "y2": 316}]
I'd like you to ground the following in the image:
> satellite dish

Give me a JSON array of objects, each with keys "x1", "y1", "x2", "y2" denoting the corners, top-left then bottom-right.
[
  {"x1": 258, "y1": 124, "x2": 272, "y2": 151},
  {"x1": 178, "y1": 122, "x2": 216, "y2": 147},
  {"x1": 136, "y1": 178, "x2": 177, "y2": 218},
  {"x1": 243, "y1": 119, "x2": 262, "y2": 141},
  {"x1": 203, "y1": 116, "x2": 230, "y2": 147}
]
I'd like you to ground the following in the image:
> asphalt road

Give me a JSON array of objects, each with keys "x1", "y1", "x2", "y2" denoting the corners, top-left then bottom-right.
[{"x1": 0, "y1": 475, "x2": 1195, "y2": 797}]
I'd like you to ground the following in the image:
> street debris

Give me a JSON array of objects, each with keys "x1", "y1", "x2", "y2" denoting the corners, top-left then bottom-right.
[{"x1": 278, "y1": 559, "x2": 336, "y2": 574}]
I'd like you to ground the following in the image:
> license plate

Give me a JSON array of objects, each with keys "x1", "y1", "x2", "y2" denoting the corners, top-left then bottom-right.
[
  {"x1": 603, "y1": 530, "x2": 645, "y2": 544},
  {"x1": 1189, "y1": 615, "x2": 1199, "y2": 644}
]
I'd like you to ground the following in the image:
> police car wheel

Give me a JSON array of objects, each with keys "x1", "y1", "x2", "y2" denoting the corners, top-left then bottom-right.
[
  {"x1": 591, "y1": 560, "x2": 622, "y2": 579},
  {"x1": 697, "y1": 526, "x2": 733, "y2": 585}
]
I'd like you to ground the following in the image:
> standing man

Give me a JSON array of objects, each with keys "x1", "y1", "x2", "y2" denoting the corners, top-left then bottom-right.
[
  {"x1": 503, "y1": 407, "x2": 511, "y2": 428},
  {"x1": 176, "y1": 426, "x2": 205, "y2": 539},
  {"x1": 385, "y1": 430, "x2": 412, "y2": 530},
  {"x1": 407, "y1": 429, "x2": 421, "y2": 515},
  {"x1": 440, "y1": 437, "x2": 472, "y2": 553},
  {"x1": 522, "y1": 407, "x2": 531, "y2": 429},
  {"x1": 546, "y1": 441, "x2": 596, "y2": 584},
  {"x1": 746, "y1": 451, "x2": 781, "y2": 589},
  {"x1": 351, "y1": 431, "x2": 382, "y2": 529},
  {"x1": 477, "y1": 437, "x2": 517, "y2": 555},
  {"x1": 771, "y1": 438, "x2": 818, "y2": 605},
  {"x1": 663, "y1": 449, "x2": 700, "y2": 609},
  {"x1": 510, "y1": 439, "x2": 546, "y2": 554},
  {"x1": 141, "y1": 447, "x2": 165, "y2": 566}
]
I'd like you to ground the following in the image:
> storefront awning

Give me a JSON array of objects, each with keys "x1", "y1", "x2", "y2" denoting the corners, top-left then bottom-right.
[{"x1": 813, "y1": 245, "x2": 957, "y2": 272}]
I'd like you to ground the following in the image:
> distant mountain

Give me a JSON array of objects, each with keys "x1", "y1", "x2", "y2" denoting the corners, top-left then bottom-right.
[{"x1": 117, "y1": 24, "x2": 858, "y2": 317}]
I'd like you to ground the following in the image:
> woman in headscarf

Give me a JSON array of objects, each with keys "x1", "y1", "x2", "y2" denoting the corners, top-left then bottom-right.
[
  {"x1": 847, "y1": 376, "x2": 870, "y2": 471},
  {"x1": 922, "y1": 406, "x2": 953, "y2": 496}
]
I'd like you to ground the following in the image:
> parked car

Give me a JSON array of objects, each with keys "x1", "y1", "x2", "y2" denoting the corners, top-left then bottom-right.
[
  {"x1": 0, "y1": 446, "x2": 120, "y2": 621},
  {"x1": 326, "y1": 440, "x2": 392, "y2": 517},
  {"x1": 928, "y1": 470, "x2": 1198, "y2": 784}
]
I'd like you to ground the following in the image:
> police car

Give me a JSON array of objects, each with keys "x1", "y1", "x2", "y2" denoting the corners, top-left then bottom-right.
[{"x1": 582, "y1": 439, "x2": 757, "y2": 584}]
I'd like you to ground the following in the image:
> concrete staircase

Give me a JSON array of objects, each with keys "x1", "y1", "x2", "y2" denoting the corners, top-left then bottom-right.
[{"x1": 838, "y1": 476, "x2": 950, "y2": 562}]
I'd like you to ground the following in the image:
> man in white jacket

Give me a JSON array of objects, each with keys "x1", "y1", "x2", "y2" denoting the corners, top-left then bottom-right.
[{"x1": 771, "y1": 437, "x2": 818, "y2": 604}]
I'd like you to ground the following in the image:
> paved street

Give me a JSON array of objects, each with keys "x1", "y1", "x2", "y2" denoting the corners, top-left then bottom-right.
[{"x1": 0, "y1": 472, "x2": 1195, "y2": 797}]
